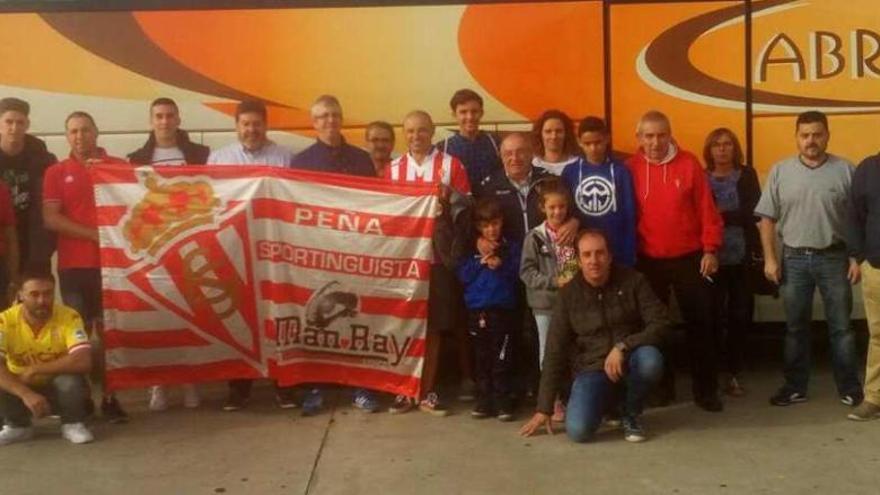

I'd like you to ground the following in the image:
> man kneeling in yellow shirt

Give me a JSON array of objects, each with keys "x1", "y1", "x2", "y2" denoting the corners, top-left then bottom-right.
[{"x1": 0, "y1": 269, "x2": 94, "y2": 445}]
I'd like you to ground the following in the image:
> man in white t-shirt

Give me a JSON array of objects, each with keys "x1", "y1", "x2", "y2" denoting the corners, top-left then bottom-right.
[
  {"x1": 128, "y1": 97, "x2": 210, "y2": 167},
  {"x1": 128, "y1": 97, "x2": 211, "y2": 411}
]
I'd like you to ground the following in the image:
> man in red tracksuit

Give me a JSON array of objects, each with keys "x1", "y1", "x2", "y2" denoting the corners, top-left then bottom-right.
[{"x1": 627, "y1": 110, "x2": 725, "y2": 412}]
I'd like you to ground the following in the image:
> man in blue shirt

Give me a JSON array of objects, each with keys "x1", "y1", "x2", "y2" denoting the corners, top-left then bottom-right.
[
  {"x1": 290, "y1": 95, "x2": 375, "y2": 177},
  {"x1": 438, "y1": 89, "x2": 501, "y2": 193}
]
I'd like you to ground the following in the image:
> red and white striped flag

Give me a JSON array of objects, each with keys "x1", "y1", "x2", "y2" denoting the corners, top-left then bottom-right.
[{"x1": 94, "y1": 164, "x2": 436, "y2": 398}]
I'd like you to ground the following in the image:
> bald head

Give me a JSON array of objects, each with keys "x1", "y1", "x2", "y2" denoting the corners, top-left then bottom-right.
[{"x1": 403, "y1": 110, "x2": 435, "y2": 156}]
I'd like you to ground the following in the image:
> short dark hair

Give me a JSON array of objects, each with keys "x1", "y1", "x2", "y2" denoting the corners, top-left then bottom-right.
[
  {"x1": 15, "y1": 267, "x2": 55, "y2": 289},
  {"x1": 449, "y1": 89, "x2": 483, "y2": 111},
  {"x1": 235, "y1": 100, "x2": 267, "y2": 122},
  {"x1": 796, "y1": 110, "x2": 828, "y2": 131},
  {"x1": 0, "y1": 97, "x2": 29, "y2": 117},
  {"x1": 577, "y1": 116, "x2": 608, "y2": 137},
  {"x1": 575, "y1": 228, "x2": 610, "y2": 253},
  {"x1": 532, "y1": 109, "x2": 580, "y2": 159},
  {"x1": 703, "y1": 128, "x2": 745, "y2": 171},
  {"x1": 473, "y1": 197, "x2": 503, "y2": 224},
  {"x1": 365, "y1": 121, "x2": 394, "y2": 140},
  {"x1": 65, "y1": 111, "x2": 97, "y2": 129},
  {"x1": 150, "y1": 97, "x2": 178, "y2": 113}
]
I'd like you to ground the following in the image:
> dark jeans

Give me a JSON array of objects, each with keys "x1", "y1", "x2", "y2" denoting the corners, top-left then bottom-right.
[
  {"x1": 467, "y1": 308, "x2": 515, "y2": 409},
  {"x1": 713, "y1": 264, "x2": 753, "y2": 375},
  {"x1": 638, "y1": 253, "x2": 719, "y2": 401},
  {"x1": 0, "y1": 374, "x2": 89, "y2": 426},
  {"x1": 566, "y1": 346, "x2": 664, "y2": 443},
  {"x1": 59, "y1": 268, "x2": 103, "y2": 324},
  {"x1": 780, "y1": 247, "x2": 860, "y2": 397}
]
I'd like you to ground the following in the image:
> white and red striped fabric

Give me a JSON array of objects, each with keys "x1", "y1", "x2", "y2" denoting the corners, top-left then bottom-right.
[
  {"x1": 94, "y1": 164, "x2": 436, "y2": 398},
  {"x1": 386, "y1": 149, "x2": 471, "y2": 195}
]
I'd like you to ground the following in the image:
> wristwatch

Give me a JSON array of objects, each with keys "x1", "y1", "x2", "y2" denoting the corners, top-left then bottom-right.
[{"x1": 614, "y1": 342, "x2": 628, "y2": 353}]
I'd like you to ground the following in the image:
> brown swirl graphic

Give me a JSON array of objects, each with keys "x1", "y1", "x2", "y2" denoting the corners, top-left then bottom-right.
[{"x1": 643, "y1": 0, "x2": 880, "y2": 109}]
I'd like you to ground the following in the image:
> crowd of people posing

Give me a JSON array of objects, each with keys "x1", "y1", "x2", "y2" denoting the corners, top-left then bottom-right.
[{"x1": 0, "y1": 88, "x2": 878, "y2": 448}]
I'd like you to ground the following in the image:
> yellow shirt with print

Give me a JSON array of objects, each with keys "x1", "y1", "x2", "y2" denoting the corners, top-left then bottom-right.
[{"x1": 0, "y1": 303, "x2": 91, "y2": 384}]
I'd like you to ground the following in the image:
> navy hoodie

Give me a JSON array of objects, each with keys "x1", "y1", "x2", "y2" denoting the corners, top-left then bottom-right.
[
  {"x1": 561, "y1": 157, "x2": 637, "y2": 266},
  {"x1": 456, "y1": 239, "x2": 521, "y2": 310}
]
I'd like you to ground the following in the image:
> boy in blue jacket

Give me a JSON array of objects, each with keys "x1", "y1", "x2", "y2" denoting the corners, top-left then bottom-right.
[{"x1": 457, "y1": 197, "x2": 521, "y2": 421}]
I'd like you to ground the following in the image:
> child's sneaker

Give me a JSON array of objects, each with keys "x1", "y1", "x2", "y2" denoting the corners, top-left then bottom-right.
[
  {"x1": 301, "y1": 389, "x2": 323, "y2": 416},
  {"x1": 622, "y1": 416, "x2": 646, "y2": 443},
  {"x1": 470, "y1": 401, "x2": 493, "y2": 419},
  {"x1": 848, "y1": 401, "x2": 880, "y2": 421},
  {"x1": 388, "y1": 395, "x2": 416, "y2": 414},
  {"x1": 352, "y1": 389, "x2": 380, "y2": 413},
  {"x1": 419, "y1": 392, "x2": 450, "y2": 417}
]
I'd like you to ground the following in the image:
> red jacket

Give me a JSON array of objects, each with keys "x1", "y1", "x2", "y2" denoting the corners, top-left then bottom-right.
[{"x1": 627, "y1": 146, "x2": 723, "y2": 259}]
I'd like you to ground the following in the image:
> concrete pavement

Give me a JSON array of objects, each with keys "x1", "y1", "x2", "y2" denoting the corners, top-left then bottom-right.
[{"x1": 0, "y1": 367, "x2": 878, "y2": 495}]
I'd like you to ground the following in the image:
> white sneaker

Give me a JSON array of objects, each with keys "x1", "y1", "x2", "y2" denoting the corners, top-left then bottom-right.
[
  {"x1": 0, "y1": 425, "x2": 34, "y2": 446},
  {"x1": 182, "y1": 384, "x2": 200, "y2": 409},
  {"x1": 61, "y1": 423, "x2": 94, "y2": 444},
  {"x1": 149, "y1": 385, "x2": 169, "y2": 412}
]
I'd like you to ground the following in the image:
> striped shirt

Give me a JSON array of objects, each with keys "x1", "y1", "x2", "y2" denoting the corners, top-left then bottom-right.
[{"x1": 386, "y1": 148, "x2": 471, "y2": 195}]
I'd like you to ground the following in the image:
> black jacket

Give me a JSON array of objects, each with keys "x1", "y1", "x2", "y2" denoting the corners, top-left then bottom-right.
[
  {"x1": 536, "y1": 264, "x2": 671, "y2": 414},
  {"x1": 849, "y1": 153, "x2": 880, "y2": 267},
  {"x1": 127, "y1": 130, "x2": 210, "y2": 165},
  {"x1": 0, "y1": 134, "x2": 57, "y2": 271},
  {"x1": 476, "y1": 166, "x2": 554, "y2": 244}
]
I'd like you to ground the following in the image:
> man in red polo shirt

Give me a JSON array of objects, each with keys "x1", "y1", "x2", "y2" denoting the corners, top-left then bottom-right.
[{"x1": 42, "y1": 111, "x2": 130, "y2": 423}]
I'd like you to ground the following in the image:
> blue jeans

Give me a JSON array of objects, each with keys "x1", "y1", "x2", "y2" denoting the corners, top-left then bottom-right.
[
  {"x1": 565, "y1": 346, "x2": 664, "y2": 443},
  {"x1": 780, "y1": 248, "x2": 860, "y2": 397},
  {"x1": 0, "y1": 374, "x2": 89, "y2": 426}
]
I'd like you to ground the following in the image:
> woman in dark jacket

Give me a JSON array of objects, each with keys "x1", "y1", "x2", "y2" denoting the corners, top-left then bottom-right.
[{"x1": 703, "y1": 128, "x2": 761, "y2": 396}]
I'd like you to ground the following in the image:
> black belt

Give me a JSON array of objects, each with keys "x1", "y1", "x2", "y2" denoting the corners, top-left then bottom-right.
[{"x1": 783, "y1": 243, "x2": 845, "y2": 255}]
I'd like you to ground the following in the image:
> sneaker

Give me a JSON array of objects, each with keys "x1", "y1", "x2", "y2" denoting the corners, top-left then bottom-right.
[
  {"x1": 496, "y1": 409, "x2": 515, "y2": 422},
  {"x1": 470, "y1": 402, "x2": 493, "y2": 419},
  {"x1": 101, "y1": 396, "x2": 129, "y2": 424},
  {"x1": 622, "y1": 416, "x2": 646, "y2": 443},
  {"x1": 551, "y1": 399, "x2": 566, "y2": 423},
  {"x1": 604, "y1": 415, "x2": 622, "y2": 429},
  {"x1": 457, "y1": 380, "x2": 477, "y2": 402},
  {"x1": 840, "y1": 393, "x2": 864, "y2": 407},
  {"x1": 725, "y1": 375, "x2": 745, "y2": 397},
  {"x1": 276, "y1": 389, "x2": 298, "y2": 410},
  {"x1": 148, "y1": 386, "x2": 169, "y2": 412},
  {"x1": 0, "y1": 425, "x2": 34, "y2": 446},
  {"x1": 182, "y1": 384, "x2": 200, "y2": 409},
  {"x1": 769, "y1": 389, "x2": 808, "y2": 407},
  {"x1": 61, "y1": 423, "x2": 94, "y2": 444},
  {"x1": 352, "y1": 389, "x2": 380, "y2": 413},
  {"x1": 388, "y1": 395, "x2": 416, "y2": 414},
  {"x1": 301, "y1": 389, "x2": 323, "y2": 416},
  {"x1": 419, "y1": 392, "x2": 451, "y2": 417},
  {"x1": 847, "y1": 401, "x2": 880, "y2": 421},
  {"x1": 222, "y1": 390, "x2": 249, "y2": 412}
]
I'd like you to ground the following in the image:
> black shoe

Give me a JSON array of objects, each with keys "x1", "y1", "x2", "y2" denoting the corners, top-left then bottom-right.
[
  {"x1": 101, "y1": 396, "x2": 129, "y2": 424},
  {"x1": 470, "y1": 402, "x2": 494, "y2": 419},
  {"x1": 275, "y1": 389, "x2": 298, "y2": 410},
  {"x1": 840, "y1": 393, "x2": 863, "y2": 407},
  {"x1": 695, "y1": 396, "x2": 724, "y2": 412},
  {"x1": 497, "y1": 409, "x2": 515, "y2": 422},
  {"x1": 222, "y1": 391, "x2": 249, "y2": 411},
  {"x1": 769, "y1": 389, "x2": 807, "y2": 407}
]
